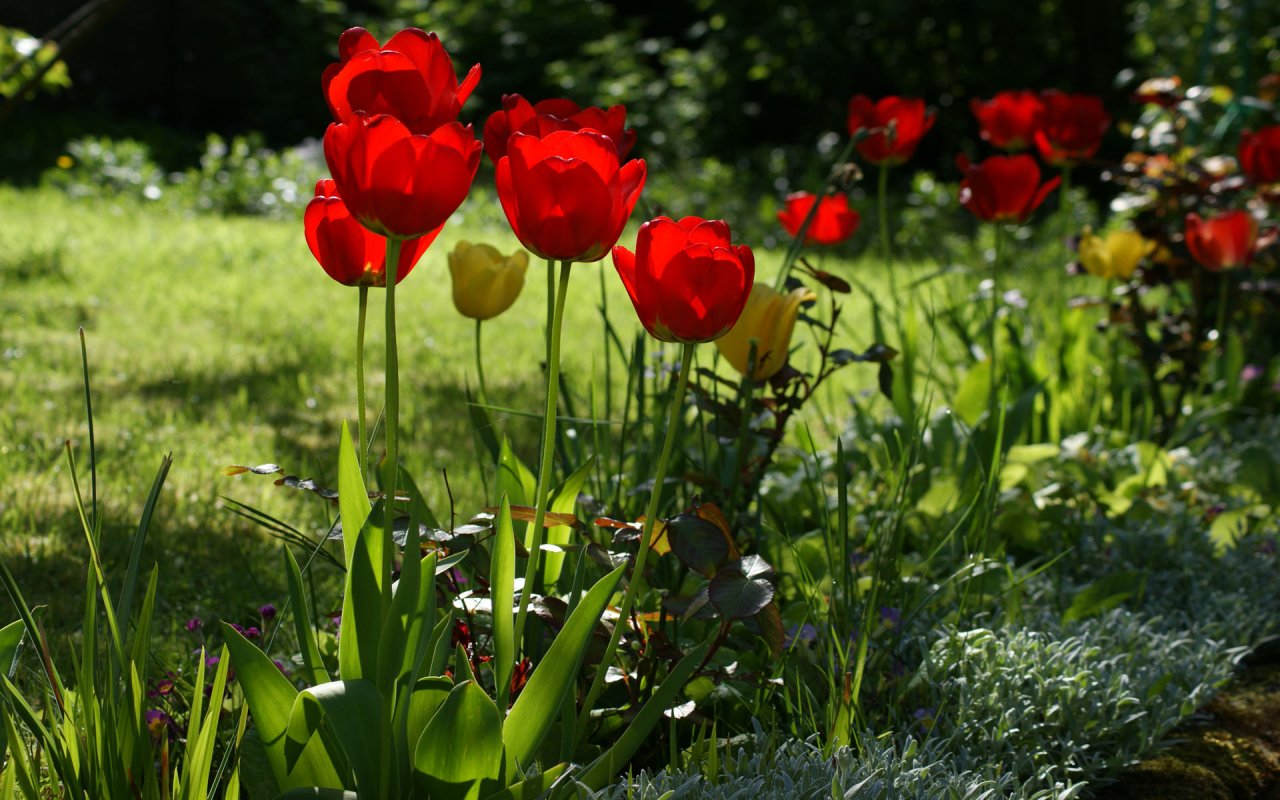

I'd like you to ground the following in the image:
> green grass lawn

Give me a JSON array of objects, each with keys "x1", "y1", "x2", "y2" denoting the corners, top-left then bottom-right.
[{"x1": 1, "y1": 186, "x2": 924, "y2": 641}]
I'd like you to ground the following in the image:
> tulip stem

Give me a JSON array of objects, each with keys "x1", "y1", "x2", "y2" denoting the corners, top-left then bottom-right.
[
  {"x1": 356, "y1": 285, "x2": 369, "y2": 480},
  {"x1": 578, "y1": 341, "x2": 696, "y2": 738},
  {"x1": 514, "y1": 259, "x2": 573, "y2": 656},
  {"x1": 383, "y1": 237, "x2": 402, "y2": 581},
  {"x1": 474, "y1": 318, "x2": 488, "y2": 405},
  {"x1": 1059, "y1": 166, "x2": 1073, "y2": 244},
  {"x1": 989, "y1": 223, "x2": 1004, "y2": 408}
]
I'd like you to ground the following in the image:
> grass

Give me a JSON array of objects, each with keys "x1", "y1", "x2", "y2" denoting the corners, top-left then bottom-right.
[{"x1": 0, "y1": 185, "x2": 925, "y2": 647}]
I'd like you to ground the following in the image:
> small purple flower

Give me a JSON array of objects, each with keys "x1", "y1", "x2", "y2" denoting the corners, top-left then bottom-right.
[
  {"x1": 849, "y1": 551, "x2": 869, "y2": 568},
  {"x1": 273, "y1": 659, "x2": 291, "y2": 675},
  {"x1": 912, "y1": 706, "x2": 936, "y2": 730},
  {"x1": 154, "y1": 679, "x2": 174, "y2": 696},
  {"x1": 144, "y1": 709, "x2": 173, "y2": 740},
  {"x1": 259, "y1": 603, "x2": 277, "y2": 621},
  {"x1": 245, "y1": 626, "x2": 262, "y2": 640},
  {"x1": 1241, "y1": 364, "x2": 1264, "y2": 383},
  {"x1": 185, "y1": 617, "x2": 202, "y2": 633},
  {"x1": 784, "y1": 623, "x2": 819, "y2": 648},
  {"x1": 879, "y1": 606, "x2": 902, "y2": 628},
  {"x1": 229, "y1": 623, "x2": 245, "y2": 635},
  {"x1": 205, "y1": 655, "x2": 220, "y2": 670}
]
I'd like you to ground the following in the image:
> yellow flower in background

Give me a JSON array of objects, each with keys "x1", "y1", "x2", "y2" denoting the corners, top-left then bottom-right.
[
  {"x1": 56, "y1": 155, "x2": 74, "y2": 170},
  {"x1": 715, "y1": 282, "x2": 816, "y2": 380},
  {"x1": 448, "y1": 240, "x2": 529, "y2": 320},
  {"x1": 1077, "y1": 227, "x2": 1154, "y2": 280}
]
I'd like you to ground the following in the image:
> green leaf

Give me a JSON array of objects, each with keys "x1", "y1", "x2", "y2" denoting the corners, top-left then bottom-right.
[
  {"x1": 286, "y1": 680, "x2": 387, "y2": 797},
  {"x1": 1062, "y1": 570, "x2": 1146, "y2": 623},
  {"x1": 575, "y1": 642, "x2": 709, "y2": 790},
  {"x1": 543, "y1": 459, "x2": 593, "y2": 586},
  {"x1": 1209, "y1": 508, "x2": 1249, "y2": 554},
  {"x1": 404, "y1": 677, "x2": 453, "y2": 758},
  {"x1": 491, "y1": 496, "x2": 516, "y2": 712},
  {"x1": 285, "y1": 547, "x2": 330, "y2": 686},
  {"x1": 667, "y1": 513, "x2": 733, "y2": 577},
  {"x1": 504, "y1": 564, "x2": 625, "y2": 772},
  {"x1": 337, "y1": 420, "x2": 373, "y2": 568},
  {"x1": 272, "y1": 790, "x2": 359, "y2": 800},
  {"x1": 117, "y1": 454, "x2": 171, "y2": 639},
  {"x1": 479, "y1": 764, "x2": 568, "y2": 800},
  {"x1": 497, "y1": 436, "x2": 536, "y2": 509},
  {"x1": 414, "y1": 680, "x2": 506, "y2": 800},
  {"x1": 221, "y1": 623, "x2": 343, "y2": 792},
  {"x1": 0, "y1": 619, "x2": 25, "y2": 678},
  {"x1": 951, "y1": 359, "x2": 992, "y2": 427},
  {"x1": 708, "y1": 565, "x2": 774, "y2": 620}
]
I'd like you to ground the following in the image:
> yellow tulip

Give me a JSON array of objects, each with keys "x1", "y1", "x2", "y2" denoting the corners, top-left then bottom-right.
[
  {"x1": 448, "y1": 240, "x2": 529, "y2": 320},
  {"x1": 1077, "y1": 227, "x2": 1154, "y2": 280},
  {"x1": 715, "y1": 282, "x2": 816, "y2": 380}
]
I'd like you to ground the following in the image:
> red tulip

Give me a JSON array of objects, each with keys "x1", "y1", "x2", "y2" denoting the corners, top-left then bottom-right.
[
  {"x1": 323, "y1": 113, "x2": 481, "y2": 239},
  {"x1": 483, "y1": 94, "x2": 636, "y2": 163},
  {"x1": 495, "y1": 129, "x2": 646, "y2": 262},
  {"x1": 1033, "y1": 90, "x2": 1110, "y2": 166},
  {"x1": 612, "y1": 216, "x2": 755, "y2": 343},
  {"x1": 956, "y1": 154, "x2": 1060, "y2": 223},
  {"x1": 304, "y1": 179, "x2": 436, "y2": 286},
  {"x1": 847, "y1": 95, "x2": 936, "y2": 166},
  {"x1": 776, "y1": 192, "x2": 860, "y2": 246},
  {"x1": 1239, "y1": 126, "x2": 1280, "y2": 184},
  {"x1": 970, "y1": 90, "x2": 1045, "y2": 151},
  {"x1": 1184, "y1": 211, "x2": 1258, "y2": 271},
  {"x1": 322, "y1": 27, "x2": 480, "y2": 135}
]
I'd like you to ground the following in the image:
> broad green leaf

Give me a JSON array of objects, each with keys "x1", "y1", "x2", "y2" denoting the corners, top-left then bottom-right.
[
  {"x1": 667, "y1": 513, "x2": 733, "y2": 577},
  {"x1": 414, "y1": 680, "x2": 505, "y2": 800},
  {"x1": 951, "y1": 359, "x2": 992, "y2": 427},
  {"x1": 426, "y1": 612, "x2": 455, "y2": 676},
  {"x1": 221, "y1": 623, "x2": 343, "y2": 792},
  {"x1": 1209, "y1": 508, "x2": 1249, "y2": 554},
  {"x1": 504, "y1": 564, "x2": 625, "y2": 771},
  {"x1": 0, "y1": 619, "x2": 24, "y2": 678},
  {"x1": 284, "y1": 547, "x2": 330, "y2": 686},
  {"x1": 404, "y1": 677, "x2": 453, "y2": 758},
  {"x1": 491, "y1": 497, "x2": 516, "y2": 712},
  {"x1": 1062, "y1": 570, "x2": 1146, "y2": 623},
  {"x1": 1006, "y1": 444, "x2": 1060, "y2": 464},
  {"x1": 542, "y1": 459, "x2": 593, "y2": 585},
  {"x1": 576, "y1": 642, "x2": 709, "y2": 790},
  {"x1": 708, "y1": 566, "x2": 774, "y2": 620},
  {"x1": 337, "y1": 420, "x2": 373, "y2": 568},
  {"x1": 497, "y1": 436, "x2": 536, "y2": 510},
  {"x1": 479, "y1": 764, "x2": 568, "y2": 800},
  {"x1": 339, "y1": 502, "x2": 385, "y2": 681},
  {"x1": 286, "y1": 680, "x2": 387, "y2": 797}
]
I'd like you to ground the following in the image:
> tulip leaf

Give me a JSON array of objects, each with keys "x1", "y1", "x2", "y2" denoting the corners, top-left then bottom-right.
[
  {"x1": 338, "y1": 503, "x2": 384, "y2": 681},
  {"x1": 337, "y1": 420, "x2": 372, "y2": 570},
  {"x1": 0, "y1": 619, "x2": 24, "y2": 678},
  {"x1": 284, "y1": 547, "x2": 330, "y2": 687},
  {"x1": 221, "y1": 623, "x2": 343, "y2": 792},
  {"x1": 497, "y1": 436, "x2": 536, "y2": 509},
  {"x1": 503, "y1": 563, "x2": 625, "y2": 772},
  {"x1": 285, "y1": 680, "x2": 387, "y2": 797},
  {"x1": 414, "y1": 680, "x2": 506, "y2": 800},
  {"x1": 491, "y1": 496, "x2": 516, "y2": 712},
  {"x1": 478, "y1": 763, "x2": 568, "y2": 800},
  {"x1": 576, "y1": 642, "x2": 710, "y2": 790},
  {"x1": 542, "y1": 458, "x2": 593, "y2": 586},
  {"x1": 404, "y1": 676, "x2": 453, "y2": 760},
  {"x1": 708, "y1": 565, "x2": 775, "y2": 620}
]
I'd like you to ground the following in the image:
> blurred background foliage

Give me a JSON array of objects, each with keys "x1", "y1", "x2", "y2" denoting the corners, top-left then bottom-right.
[{"x1": 2, "y1": 0, "x2": 1278, "y2": 228}]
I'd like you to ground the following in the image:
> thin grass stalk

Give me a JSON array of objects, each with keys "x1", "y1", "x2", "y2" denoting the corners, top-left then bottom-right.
[{"x1": 356, "y1": 285, "x2": 369, "y2": 479}]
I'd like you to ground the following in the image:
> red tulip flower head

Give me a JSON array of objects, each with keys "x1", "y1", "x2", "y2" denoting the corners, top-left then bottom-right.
[
  {"x1": 776, "y1": 192, "x2": 860, "y2": 246},
  {"x1": 847, "y1": 96, "x2": 936, "y2": 166},
  {"x1": 322, "y1": 27, "x2": 481, "y2": 135},
  {"x1": 483, "y1": 94, "x2": 636, "y2": 163},
  {"x1": 1184, "y1": 211, "x2": 1258, "y2": 271},
  {"x1": 970, "y1": 90, "x2": 1045, "y2": 151},
  {"x1": 324, "y1": 113, "x2": 482, "y2": 240},
  {"x1": 304, "y1": 179, "x2": 437, "y2": 286},
  {"x1": 1033, "y1": 90, "x2": 1110, "y2": 166},
  {"x1": 1239, "y1": 126, "x2": 1280, "y2": 184},
  {"x1": 495, "y1": 129, "x2": 646, "y2": 262},
  {"x1": 956, "y1": 154, "x2": 1061, "y2": 223},
  {"x1": 612, "y1": 217, "x2": 755, "y2": 343}
]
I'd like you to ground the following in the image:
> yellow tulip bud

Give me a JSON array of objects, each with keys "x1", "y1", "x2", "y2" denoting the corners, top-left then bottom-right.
[
  {"x1": 715, "y1": 282, "x2": 816, "y2": 380},
  {"x1": 1077, "y1": 227, "x2": 1154, "y2": 280},
  {"x1": 448, "y1": 241, "x2": 529, "y2": 321}
]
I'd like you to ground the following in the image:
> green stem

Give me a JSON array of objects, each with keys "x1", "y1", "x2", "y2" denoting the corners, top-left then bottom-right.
[
  {"x1": 578, "y1": 341, "x2": 696, "y2": 735},
  {"x1": 1059, "y1": 165, "x2": 1073, "y2": 242},
  {"x1": 382, "y1": 238, "x2": 403, "y2": 566},
  {"x1": 356, "y1": 286, "x2": 369, "y2": 479},
  {"x1": 474, "y1": 318, "x2": 488, "y2": 405},
  {"x1": 989, "y1": 223, "x2": 1004, "y2": 408},
  {"x1": 514, "y1": 260, "x2": 573, "y2": 652}
]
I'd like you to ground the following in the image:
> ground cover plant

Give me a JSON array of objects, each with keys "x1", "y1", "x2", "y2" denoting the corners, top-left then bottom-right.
[{"x1": 2, "y1": 6, "x2": 1280, "y2": 800}]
